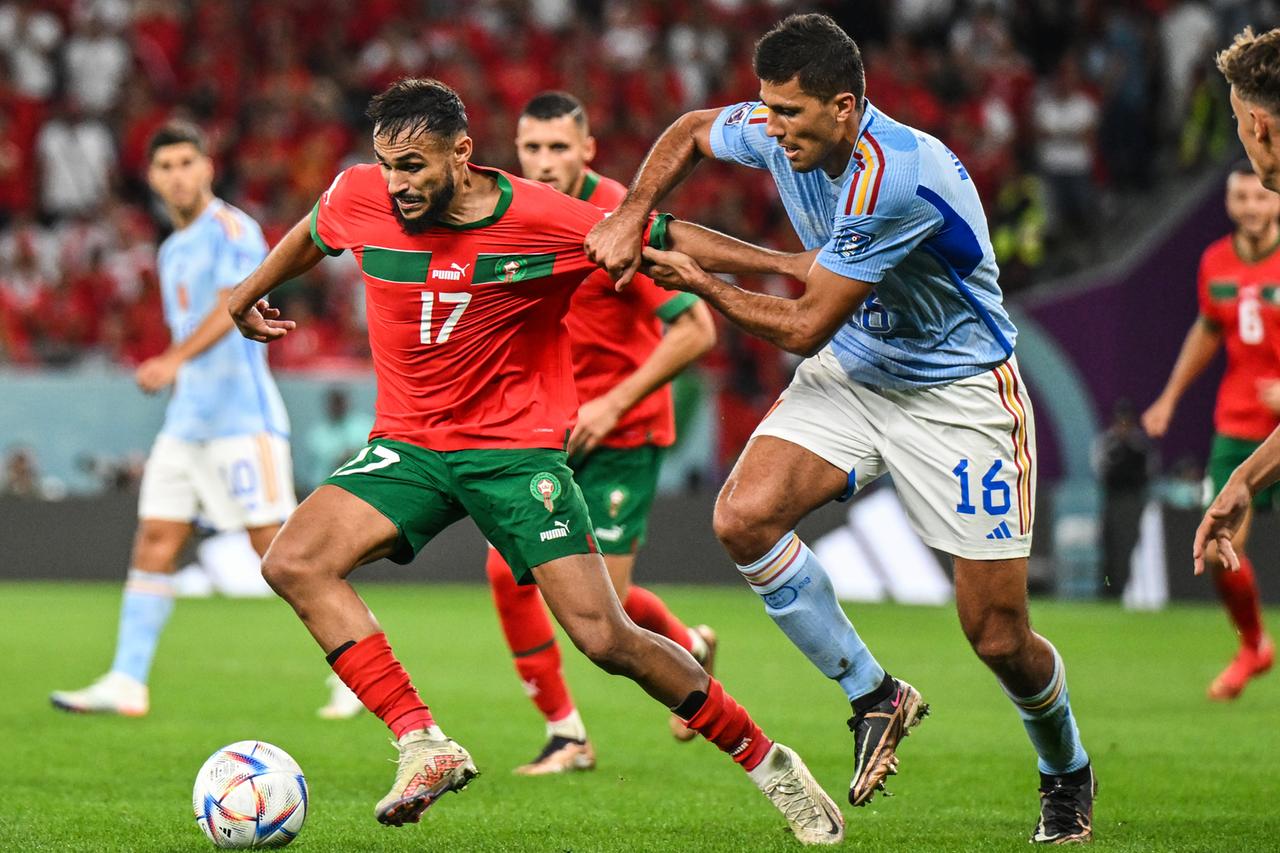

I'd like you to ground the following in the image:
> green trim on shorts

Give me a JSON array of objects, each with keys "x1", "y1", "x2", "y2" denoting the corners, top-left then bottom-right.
[
  {"x1": 323, "y1": 440, "x2": 597, "y2": 581},
  {"x1": 1208, "y1": 432, "x2": 1278, "y2": 510},
  {"x1": 571, "y1": 445, "x2": 663, "y2": 555}
]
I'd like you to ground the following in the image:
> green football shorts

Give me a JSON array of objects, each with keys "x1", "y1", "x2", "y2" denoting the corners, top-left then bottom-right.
[
  {"x1": 571, "y1": 445, "x2": 663, "y2": 555},
  {"x1": 1208, "y1": 433, "x2": 1279, "y2": 510},
  {"x1": 324, "y1": 440, "x2": 596, "y2": 582}
]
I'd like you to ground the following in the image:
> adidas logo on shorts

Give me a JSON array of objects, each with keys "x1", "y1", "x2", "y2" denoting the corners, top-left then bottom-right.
[{"x1": 986, "y1": 521, "x2": 1014, "y2": 540}]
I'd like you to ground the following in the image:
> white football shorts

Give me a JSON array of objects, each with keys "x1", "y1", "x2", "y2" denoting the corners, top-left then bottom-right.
[
  {"x1": 754, "y1": 349, "x2": 1036, "y2": 560},
  {"x1": 139, "y1": 432, "x2": 297, "y2": 531}
]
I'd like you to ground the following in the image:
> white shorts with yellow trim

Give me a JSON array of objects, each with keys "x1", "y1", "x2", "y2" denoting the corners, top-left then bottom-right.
[
  {"x1": 753, "y1": 349, "x2": 1036, "y2": 560},
  {"x1": 139, "y1": 432, "x2": 297, "y2": 531}
]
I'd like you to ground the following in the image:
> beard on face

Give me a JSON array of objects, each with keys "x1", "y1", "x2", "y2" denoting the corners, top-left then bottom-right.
[{"x1": 391, "y1": 168, "x2": 456, "y2": 235}]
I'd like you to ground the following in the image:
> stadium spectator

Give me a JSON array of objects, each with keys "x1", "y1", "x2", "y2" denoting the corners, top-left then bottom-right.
[
  {"x1": 1160, "y1": 0, "x2": 1221, "y2": 130},
  {"x1": 0, "y1": 0, "x2": 63, "y2": 101},
  {"x1": 35, "y1": 100, "x2": 117, "y2": 219},
  {"x1": 1033, "y1": 53, "x2": 1100, "y2": 249},
  {"x1": 1091, "y1": 4, "x2": 1156, "y2": 192},
  {"x1": 1, "y1": 444, "x2": 45, "y2": 498},
  {"x1": 63, "y1": 9, "x2": 130, "y2": 115}
]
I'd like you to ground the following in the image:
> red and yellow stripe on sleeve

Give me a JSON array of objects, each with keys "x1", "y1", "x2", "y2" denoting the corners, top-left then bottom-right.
[{"x1": 844, "y1": 133, "x2": 885, "y2": 217}]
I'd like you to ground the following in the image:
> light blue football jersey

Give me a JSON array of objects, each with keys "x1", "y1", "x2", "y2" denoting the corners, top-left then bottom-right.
[
  {"x1": 710, "y1": 100, "x2": 1016, "y2": 389},
  {"x1": 156, "y1": 198, "x2": 289, "y2": 441}
]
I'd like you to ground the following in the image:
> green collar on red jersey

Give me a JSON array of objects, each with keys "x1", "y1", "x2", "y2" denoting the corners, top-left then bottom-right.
[
  {"x1": 437, "y1": 167, "x2": 513, "y2": 230},
  {"x1": 576, "y1": 170, "x2": 600, "y2": 202},
  {"x1": 1233, "y1": 230, "x2": 1280, "y2": 265}
]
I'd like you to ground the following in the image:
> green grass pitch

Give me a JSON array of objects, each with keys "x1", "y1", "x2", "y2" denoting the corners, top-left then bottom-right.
[{"x1": 3, "y1": 581, "x2": 1278, "y2": 851}]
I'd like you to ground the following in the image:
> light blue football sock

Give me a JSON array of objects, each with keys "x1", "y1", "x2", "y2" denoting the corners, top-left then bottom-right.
[
  {"x1": 1003, "y1": 643, "x2": 1089, "y2": 775},
  {"x1": 737, "y1": 531, "x2": 885, "y2": 702},
  {"x1": 109, "y1": 569, "x2": 176, "y2": 684}
]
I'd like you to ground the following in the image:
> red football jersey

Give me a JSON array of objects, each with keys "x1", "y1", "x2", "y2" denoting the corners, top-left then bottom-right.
[
  {"x1": 569, "y1": 170, "x2": 698, "y2": 448},
  {"x1": 1198, "y1": 233, "x2": 1280, "y2": 441},
  {"x1": 310, "y1": 163, "x2": 608, "y2": 450}
]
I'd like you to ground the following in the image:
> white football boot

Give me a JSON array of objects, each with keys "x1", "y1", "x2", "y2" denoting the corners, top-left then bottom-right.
[
  {"x1": 374, "y1": 728, "x2": 478, "y2": 826},
  {"x1": 750, "y1": 743, "x2": 845, "y2": 845},
  {"x1": 50, "y1": 671, "x2": 149, "y2": 717},
  {"x1": 317, "y1": 673, "x2": 366, "y2": 720}
]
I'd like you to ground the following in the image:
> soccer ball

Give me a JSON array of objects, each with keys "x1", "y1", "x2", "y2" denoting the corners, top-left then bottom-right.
[{"x1": 192, "y1": 741, "x2": 308, "y2": 848}]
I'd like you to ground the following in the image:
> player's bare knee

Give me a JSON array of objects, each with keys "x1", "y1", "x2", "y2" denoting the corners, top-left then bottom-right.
[
  {"x1": 713, "y1": 495, "x2": 777, "y2": 559},
  {"x1": 131, "y1": 524, "x2": 183, "y2": 572},
  {"x1": 964, "y1": 612, "x2": 1030, "y2": 670},
  {"x1": 259, "y1": 545, "x2": 317, "y2": 599},
  {"x1": 565, "y1": 616, "x2": 631, "y2": 673}
]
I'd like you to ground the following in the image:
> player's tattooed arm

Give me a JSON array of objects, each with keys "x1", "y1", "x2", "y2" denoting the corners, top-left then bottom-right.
[
  {"x1": 585, "y1": 108, "x2": 721, "y2": 288},
  {"x1": 662, "y1": 219, "x2": 816, "y2": 281},
  {"x1": 643, "y1": 247, "x2": 869, "y2": 357},
  {"x1": 227, "y1": 217, "x2": 325, "y2": 342}
]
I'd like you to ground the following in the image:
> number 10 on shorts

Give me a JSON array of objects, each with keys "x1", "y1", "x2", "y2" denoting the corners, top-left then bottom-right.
[{"x1": 952, "y1": 458, "x2": 1011, "y2": 516}]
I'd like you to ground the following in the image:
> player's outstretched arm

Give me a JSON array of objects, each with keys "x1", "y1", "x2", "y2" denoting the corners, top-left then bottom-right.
[
  {"x1": 663, "y1": 219, "x2": 816, "y2": 281},
  {"x1": 643, "y1": 247, "x2": 868, "y2": 357},
  {"x1": 585, "y1": 108, "x2": 721, "y2": 289},
  {"x1": 136, "y1": 286, "x2": 241, "y2": 392},
  {"x1": 1195, "y1": 425, "x2": 1280, "y2": 573},
  {"x1": 227, "y1": 217, "x2": 325, "y2": 342},
  {"x1": 1141, "y1": 318, "x2": 1222, "y2": 438}
]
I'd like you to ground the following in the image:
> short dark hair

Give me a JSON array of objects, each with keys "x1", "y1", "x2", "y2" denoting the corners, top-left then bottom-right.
[
  {"x1": 1218, "y1": 26, "x2": 1280, "y2": 115},
  {"x1": 147, "y1": 121, "x2": 207, "y2": 160},
  {"x1": 366, "y1": 77, "x2": 468, "y2": 144},
  {"x1": 521, "y1": 91, "x2": 588, "y2": 132},
  {"x1": 753, "y1": 13, "x2": 864, "y2": 104}
]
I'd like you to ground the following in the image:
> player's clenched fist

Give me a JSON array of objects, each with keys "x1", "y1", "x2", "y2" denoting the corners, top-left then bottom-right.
[
  {"x1": 1140, "y1": 397, "x2": 1174, "y2": 438},
  {"x1": 585, "y1": 209, "x2": 646, "y2": 289}
]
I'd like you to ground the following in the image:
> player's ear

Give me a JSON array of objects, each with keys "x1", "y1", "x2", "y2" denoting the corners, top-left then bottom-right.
[
  {"x1": 454, "y1": 134, "x2": 473, "y2": 165},
  {"x1": 832, "y1": 92, "x2": 858, "y2": 123},
  {"x1": 583, "y1": 134, "x2": 597, "y2": 164}
]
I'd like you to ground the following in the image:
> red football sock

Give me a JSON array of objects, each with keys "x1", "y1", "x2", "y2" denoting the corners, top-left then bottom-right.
[
  {"x1": 486, "y1": 547, "x2": 575, "y2": 722},
  {"x1": 680, "y1": 678, "x2": 773, "y2": 771},
  {"x1": 1214, "y1": 554, "x2": 1265, "y2": 649},
  {"x1": 328, "y1": 632, "x2": 434, "y2": 739},
  {"x1": 624, "y1": 586, "x2": 694, "y2": 652}
]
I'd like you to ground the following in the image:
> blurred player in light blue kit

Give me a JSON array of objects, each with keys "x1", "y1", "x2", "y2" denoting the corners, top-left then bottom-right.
[
  {"x1": 52, "y1": 122, "x2": 295, "y2": 716},
  {"x1": 588, "y1": 13, "x2": 1093, "y2": 844}
]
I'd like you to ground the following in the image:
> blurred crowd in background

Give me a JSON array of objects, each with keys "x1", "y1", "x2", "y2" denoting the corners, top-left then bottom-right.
[{"x1": 0, "y1": 0, "x2": 1273, "y2": 495}]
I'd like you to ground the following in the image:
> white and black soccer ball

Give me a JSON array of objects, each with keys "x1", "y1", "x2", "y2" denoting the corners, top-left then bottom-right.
[{"x1": 192, "y1": 741, "x2": 308, "y2": 849}]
